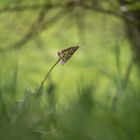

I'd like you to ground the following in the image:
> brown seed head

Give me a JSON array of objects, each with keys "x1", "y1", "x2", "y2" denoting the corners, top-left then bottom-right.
[{"x1": 58, "y1": 45, "x2": 79, "y2": 64}]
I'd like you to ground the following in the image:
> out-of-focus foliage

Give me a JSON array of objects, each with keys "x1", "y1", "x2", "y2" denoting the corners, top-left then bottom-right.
[
  {"x1": 0, "y1": 0, "x2": 140, "y2": 140},
  {"x1": 0, "y1": 82, "x2": 140, "y2": 140}
]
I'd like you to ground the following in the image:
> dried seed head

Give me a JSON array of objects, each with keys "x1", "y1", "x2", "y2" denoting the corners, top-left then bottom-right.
[{"x1": 58, "y1": 45, "x2": 79, "y2": 65}]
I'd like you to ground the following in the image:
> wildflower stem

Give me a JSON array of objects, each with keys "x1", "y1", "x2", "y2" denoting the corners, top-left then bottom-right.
[
  {"x1": 42, "y1": 58, "x2": 60, "y2": 85},
  {"x1": 37, "y1": 58, "x2": 60, "y2": 93}
]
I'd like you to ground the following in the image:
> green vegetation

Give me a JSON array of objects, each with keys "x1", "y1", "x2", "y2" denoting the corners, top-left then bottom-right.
[{"x1": 0, "y1": 1, "x2": 140, "y2": 140}]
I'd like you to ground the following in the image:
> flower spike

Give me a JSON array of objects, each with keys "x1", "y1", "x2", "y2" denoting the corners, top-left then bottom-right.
[
  {"x1": 58, "y1": 45, "x2": 79, "y2": 65},
  {"x1": 37, "y1": 45, "x2": 79, "y2": 94}
]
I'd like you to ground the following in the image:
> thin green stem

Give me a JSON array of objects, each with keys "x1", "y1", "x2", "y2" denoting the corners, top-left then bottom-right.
[
  {"x1": 37, "y1": 58, "x2": 60, "y2": 93},
  {"x1": 42, "y1": 58, "x2": 60, "y2": 85}
]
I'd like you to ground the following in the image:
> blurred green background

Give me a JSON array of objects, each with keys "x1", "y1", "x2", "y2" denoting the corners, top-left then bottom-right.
[{"x1": 0, "y1": 0, "x2": 140, "y2": 140}]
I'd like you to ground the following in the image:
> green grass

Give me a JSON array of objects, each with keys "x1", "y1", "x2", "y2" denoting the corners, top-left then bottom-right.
[{"x1": 0, "y1": 2, "x2": 140, "y2": 139}]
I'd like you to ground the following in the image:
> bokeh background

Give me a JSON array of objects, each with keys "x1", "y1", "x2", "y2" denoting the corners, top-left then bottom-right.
[{"x1": 0, "y1": 0, "x2": 140, "y2": 140}]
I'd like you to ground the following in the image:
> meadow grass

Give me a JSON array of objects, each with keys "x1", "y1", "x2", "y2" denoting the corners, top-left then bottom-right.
[{"x1": 0, "y1": 6, "x2": 140, "y2": 139}]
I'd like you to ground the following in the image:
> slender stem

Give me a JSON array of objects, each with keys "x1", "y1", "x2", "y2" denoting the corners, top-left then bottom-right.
[
  {"x1": 42, "y1": 58, "x2": 60, "y2": 85},
  {"x1": 37, "y1": 58, "x2": 60, "y2": 93}
]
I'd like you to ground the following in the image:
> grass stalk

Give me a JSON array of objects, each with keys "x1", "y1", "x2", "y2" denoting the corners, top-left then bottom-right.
[{"x1": 36, "y1": 58, "x2": 60, "y2": 94}]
